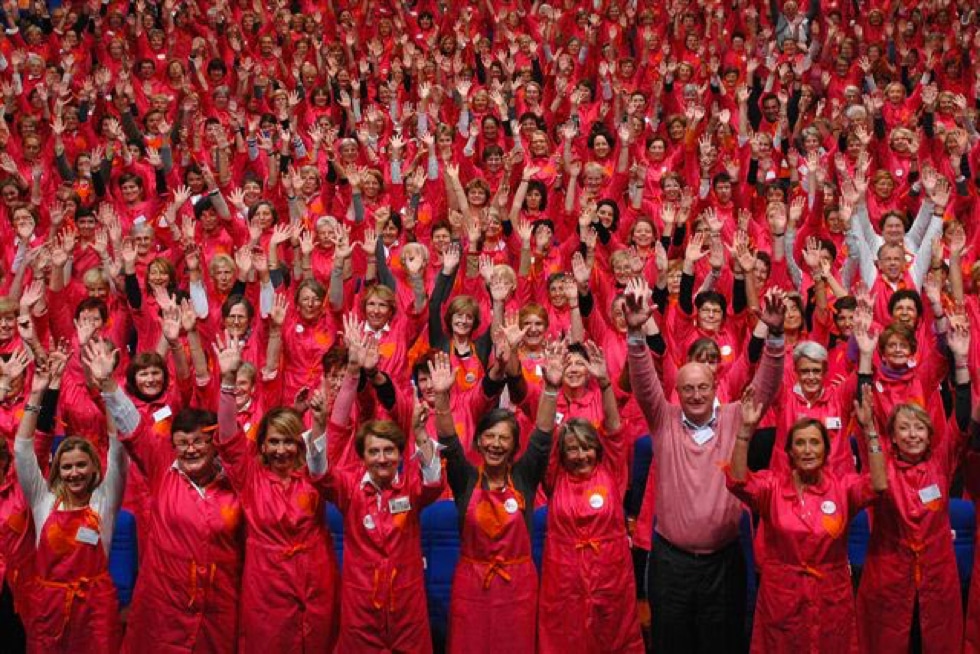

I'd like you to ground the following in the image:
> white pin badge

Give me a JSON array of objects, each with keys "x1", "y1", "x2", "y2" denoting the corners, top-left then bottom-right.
[
  {"x1": 821, "y1": 501, "x2": 837, "y2": 515},
  {"x1": 504, "y1": 498, "x2": 519, "y2": 514},
  {"x1": 589, "y1": 493, "x2": 605, "y2": 509}
]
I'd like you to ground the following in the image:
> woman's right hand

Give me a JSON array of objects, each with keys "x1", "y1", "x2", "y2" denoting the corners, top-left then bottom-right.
[{"x1": 212, "y1": 331, "x2": 242, "y2": 380}]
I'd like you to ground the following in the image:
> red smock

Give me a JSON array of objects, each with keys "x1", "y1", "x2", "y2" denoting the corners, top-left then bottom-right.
[
  {"x1": 0, "y1": 469, "x2": 33, "y2": 613},
  {"x1": 215, "y1": 423, "x2": 339, "y2": 654},
  {"x1": 448, "y1": 473, "x2": 537, "y2": 654},
  {"x1": 856, "y1": 423, "x2": 967, "y2": 653},
  {"x1": 538, "y1": 427, "x2": 644, "y2": 654},
  {"x1": 727, "y1": 467, "x2": 875, "y2": 652},
  {"x1": 319, "y1": 451, "x2": 444, "y2": 653},
  {"x1": 25, "y1": 504, "x2": 121, "y2": 653},
  {"x1": 120, "y1": 423, "x2": 244, "y2": 654}
]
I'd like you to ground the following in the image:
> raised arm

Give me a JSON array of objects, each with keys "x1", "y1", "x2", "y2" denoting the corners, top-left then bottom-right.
[{"x1": 624, "y1": 277, "x2": 670, "y2": 431}]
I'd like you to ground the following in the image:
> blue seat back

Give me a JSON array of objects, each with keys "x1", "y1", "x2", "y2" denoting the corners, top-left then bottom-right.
[
  {"x1": 950, "y1": 498, "x2": 975, "y2": 588},
  {"x1": 325, "y1": 502, "x2": 344, "y2": 568},
  {"x1": 848, "y1": 510, "x2": 870, "y2": 568},
  {"x1": 421, "y1": 501, "x2": 460, "y2": 649},
  {"x1": 532, "y1": 505, "x2": 548, "y2": 571},
  {"x1": 108, "y1": 509, "x2": 138, "y2": 607}
]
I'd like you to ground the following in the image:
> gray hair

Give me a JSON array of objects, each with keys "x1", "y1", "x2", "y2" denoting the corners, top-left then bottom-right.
[{"x1": 793, "y1": 341, "x2": 828, "y2": 365}]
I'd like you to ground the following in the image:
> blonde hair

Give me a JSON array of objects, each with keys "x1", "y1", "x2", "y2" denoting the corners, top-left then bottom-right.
[
  {"x1": 49, "y1": 438, "x2": 102, "y2": 504},
  {"x1": 256, "y1": 408, "x2": 307, "y2": 470}
]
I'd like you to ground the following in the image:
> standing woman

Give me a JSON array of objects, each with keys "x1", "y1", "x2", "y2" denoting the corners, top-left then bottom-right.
[
  {"x1": 15, "y1": 349, "x2": 128, "y2": 653},
  {"x1": 319, "y1": 353, "x2": 445, "y2": 653},
  {"x1": 92, "y1": 339, "x2": 244, "y2": 654},
  {"x1": 213, "y1": 333, "x2": 339, "y2": 653},
  {"x1": 856, "y1": 322, "x2": 974, "y2": 654},
  {"x1": 537, "y1": 341, "x2": 645, "y2": 654},
  {"x1": 727, "y1": 387, "x2": 888, "y2": 653},
  {"x1": 431, "y1": 339, "x2": 559, "y2": 654}
]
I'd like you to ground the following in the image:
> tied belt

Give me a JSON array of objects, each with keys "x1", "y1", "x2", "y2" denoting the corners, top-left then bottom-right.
[
  {"x1": 460, "y1": 555, "x2": 531, "y2": 589},
  {"x1": 37, "y1": 572, "x2": 111, "y2": 639},
  {"x1": 372, "y1": 567, "x2": 398, "y2": 612},
  {"x1": 901, "y1": 536, "x2": 937, "y2": 589},
  {"x1": 187, "y1": 561, "x2": 217, "y2": 610}
]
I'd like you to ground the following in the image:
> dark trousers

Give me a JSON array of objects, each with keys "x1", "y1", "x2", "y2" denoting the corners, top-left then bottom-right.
[
  {"x1": 0, "y1": 581, "x2": 25, "y2": 654},
  {"x1": 649, "y1": 534, "x2": 747, "y2": 654}
]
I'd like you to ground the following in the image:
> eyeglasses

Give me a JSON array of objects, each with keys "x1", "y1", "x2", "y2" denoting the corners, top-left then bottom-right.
[
  {"x1": 678, "y1": 383, "x2": 713, "y2": 395},
  {"x1": 174, "y1": 438, "x2": 212, "y2": 452}
]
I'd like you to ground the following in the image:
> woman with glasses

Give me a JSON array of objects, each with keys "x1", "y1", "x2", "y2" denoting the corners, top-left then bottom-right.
[{"x1": 92, "y1": 338, "x2": 245, "y2": 654}]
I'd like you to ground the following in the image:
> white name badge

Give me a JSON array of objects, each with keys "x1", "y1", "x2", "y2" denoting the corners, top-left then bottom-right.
[
  {"x1": 918, "y1": 484, "x2": 942, "y2": 504},
  {"x1": 152, "y1": 405, "x2": 173, "y2": 423},
  {"x1": 555, "y1": 411, "x2": 564, "y2": 425},
  {"x1": 133, "y1": 214, "x2": 147, "y2": 225},
  {"x1": 76, "y1": 526, "x2": 100, "y2": 546},
  {"x1": 388, "y1": 497, "x2": 411, "y2": 514},
  {"x1": 825, "y1": 416, "x2": 842, "y2": 430},
  {"x1": 534, "y1": 365, "x2": 542, "y2": 377},
  {"x1": 692, "y1": 427, "x2": 715, "y2": 446},
  {"x1": 503, "y1": 498, "x2": 519, "y2": 514}
]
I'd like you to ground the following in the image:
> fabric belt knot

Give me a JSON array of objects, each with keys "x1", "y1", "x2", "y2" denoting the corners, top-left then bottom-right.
[
  {"x1": 903, "y1": 539, "x2": 927, "y2": 588},
  {"x1": 461, "y1": 555, "x2": 530, "y2": 589},
  {"x1": 800, "y1": 563, "x2": 824, "y2": 579},
  {"x1": 282, "y1": 540, "x2": 313, "y2": 560},
  {"x1": 576, "y1": 539, "x2": 602, "y2": 554},
  {"x1": 39, "y1": 572, "x2": 110, "y2": 639},
  {"x1": 187, "y1": 561, "x2": 217, "y2": 610},
  {"x1": 371, "y1": 567, "x2": 399, "y2": 611}
]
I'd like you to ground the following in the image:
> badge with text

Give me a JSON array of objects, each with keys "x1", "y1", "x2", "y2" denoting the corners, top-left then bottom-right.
[
  {"x1": 918, "y1": 484, "x2": 942, "y2": 505},
  {"x1": 76, "y1": 526, "x2": 100, "y2": 546},
  {"x1": 388, "y1": 496, "x2": 411, "y2": 514}
]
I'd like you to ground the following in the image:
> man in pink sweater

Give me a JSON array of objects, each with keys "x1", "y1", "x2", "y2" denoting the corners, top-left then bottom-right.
[{"x1": 624, "y1": 279, "x2": 786, "y2": 654}]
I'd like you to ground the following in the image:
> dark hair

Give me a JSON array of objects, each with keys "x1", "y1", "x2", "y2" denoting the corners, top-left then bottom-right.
[
  {"x1": 888, "y1": 289, "x2": 922, "y2": 318},
  {"x1": 126, "y1": 352, "x2": 170, "y2": 402},
  {"x1": 687, "y1": 337, "x2": 721, "y2": 362},
  {"x1": 322, "y1": 343, "x2": 349, "y2": 375},
  {"x1": 695, "y1": 291, "x2": 728, "y2": 316},
  {"x1": 221, "y1": 294, "x2": 255, "y2": 322},
  {"x1": 833, "y1": 296, "x2": 858, "y2": 313},
  {"x1": 525, "y1": 180, "x2": 548, "y2": 211},
  {"x1": 171, "y1": 407, "x2": 217, "y2": 438},
  {"x1": 784, "y1": 417, "x2": 831, "y2": 455},
  {"x1": 75, "y1": 297, "x2": 109, "y2": 322},
  {"x1": 595, "y1": 199, "x2": 620, "y2": 231},
  {"x1": 878, "y1": 210, "x2": 909, "y2": 232},
  {"x1": 193, "y1": 196, "x2": 215, "y2": 218},
  {"x1": 474, "y1": 408, "x2": 520, "y2": 456}
]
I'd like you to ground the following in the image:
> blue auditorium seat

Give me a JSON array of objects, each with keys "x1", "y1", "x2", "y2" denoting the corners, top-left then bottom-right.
[
  {"x1": 532, "y1": 505, "x2": 548, "y2": 572},
  {"x1": 325, "y1": 503, "x2": 344, "y2": 568},
  {"x1": 739, "y1": 510, "x2": 757, "y2": 605},
  {"x1": 109, "y1": 509, "x2": 138, "y2": 607},
  {"x1": 421, "y1": 501, "x2": 460, "y2": 650},
  {"x1": 950, "y1": 498, "x2": 975, "y2": 593},
  {"x1": 848, "y1": 509, "x2": 870, "y2": 570}
]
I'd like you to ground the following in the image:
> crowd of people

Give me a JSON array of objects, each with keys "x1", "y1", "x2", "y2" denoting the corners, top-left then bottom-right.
[{"x1": 0, "y1": 0, "x2": 979, "y2": 651}]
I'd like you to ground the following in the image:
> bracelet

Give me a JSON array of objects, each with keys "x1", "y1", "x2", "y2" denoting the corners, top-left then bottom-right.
[
  {"x1": 542, "y1": 387, "x2": 559, "y2": 397},
  {"x1": 865, "y1": 431, "x2": 878, "y2": 440},
  {"x1": 220, "y1": 384, "x2": 236, "y2": 394},
  {"x1": 23, "y1": 404, "x2": 41, "y2": 414},
  {"x1": 773, "y1": 232, "x2": 785, "y2": 237},
  {"x1": 434, "y1": 409, "x2": 453, "y2": 417},
  {"x1": 869, "y1": 444, "x2": 883, "y2": 455},
  {"x1": 736, "y1": 435, "x2": 751, "y2": 442},
  {"x1": 597, "y1": 380, "x2": 611, "y2": 391}
]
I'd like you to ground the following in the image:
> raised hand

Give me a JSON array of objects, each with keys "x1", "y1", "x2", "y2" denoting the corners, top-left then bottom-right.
[
  {"x1": 853, "y1": 384, "x2": 874, "y2": 430},
  {"x1": 81, "y1": 338, "x2": 119, "y2": 385},
  {"x1": 757, "y1": 288, "x2": 787, "y2": 334},
  {"x1": 623, "y1": 277, "x2": 653, "y2": 329},
  {"x1": 161, "y1": 304, "x2": 181, "y2": 343},
  {"x1": 739, "y1": 385, "x2": 764, "y2": 429},
  {"x1": 212, "y1": 330, "x2": 243, "y2": 379},
  {"x1": 583, "y1": 340, "x2": 609, "y2": 386},
  {"x1": 270, "y1": 293, "x2": 288, "y2": 328},
  {"x1": 427, "y1": 351, "x2": 456, "y2": 395},
  {"x1": 542, "y1": 339, "x2": 567, "y2": 388},
  {"x1": 0, "y1": 346, "x2": 30, "y2": 382}
]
